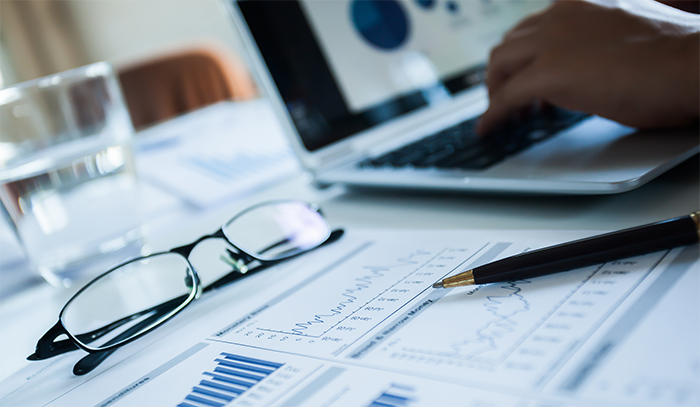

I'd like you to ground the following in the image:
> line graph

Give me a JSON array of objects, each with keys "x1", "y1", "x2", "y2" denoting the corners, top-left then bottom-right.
[
  {"x1": 358, "y1": 251, "x2": 667, "y2": 390},
  {"x1": 400, "y1": 275, "x2": 591, "y2": 365},
  {"x1": 451, "y1": 280, "x2": 532, "y2": 358},
  {"x1": 259, "y1": 250, "x2": 432, "y2": 338},
  {"x1": 288, "y1": 265, "x2": 387, "y2": 335},
  {"x1": 403, "y1": 280, "x2": 534, "y2": 361},
  {"x1": 218, "y1": 239, "x2": 484, "y2": 357},
  {"x1": 387, "y1": 268, "x2": 599, "y2": 364}
]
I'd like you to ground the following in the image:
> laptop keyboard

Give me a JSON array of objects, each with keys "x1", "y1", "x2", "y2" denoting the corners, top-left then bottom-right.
[{"x1": 358, "y1": 107, "x2": 589, "y2": 171}]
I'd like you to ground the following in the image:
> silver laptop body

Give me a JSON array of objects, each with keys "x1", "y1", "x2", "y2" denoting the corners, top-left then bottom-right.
[{"x1": 227, "y1": 0, "x2": 698, "y2": 195}]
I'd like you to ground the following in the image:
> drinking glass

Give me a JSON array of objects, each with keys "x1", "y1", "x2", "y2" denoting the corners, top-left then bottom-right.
[{"x1": 0, "y1": 62, "x2": 144, "y2": 287}]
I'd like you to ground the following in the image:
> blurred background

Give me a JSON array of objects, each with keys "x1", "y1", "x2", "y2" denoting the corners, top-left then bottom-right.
[
  {"x1": 0, "y1": 0, "x2": 251, "y2": 88},
  {"x1": 1, "y1": 0, "x2": 696, "y2": 109},
  {"x1": 1, "y1": 0, "x2": 264, "y2": 133}
]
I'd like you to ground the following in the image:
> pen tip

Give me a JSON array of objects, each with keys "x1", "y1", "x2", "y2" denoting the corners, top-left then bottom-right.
[{"x1": 432, "y1": 281, "x2": 444, "y2": 289}]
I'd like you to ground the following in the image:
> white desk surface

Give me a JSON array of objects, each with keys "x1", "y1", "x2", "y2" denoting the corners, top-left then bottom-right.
[{"x1": 0, "y1": 99, "x2": 698, "y2": 389}]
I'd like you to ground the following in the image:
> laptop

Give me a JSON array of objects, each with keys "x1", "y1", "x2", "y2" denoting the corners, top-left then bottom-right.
[{"x1": 226, "y1": 0, "x2": 699, "y2": 195}]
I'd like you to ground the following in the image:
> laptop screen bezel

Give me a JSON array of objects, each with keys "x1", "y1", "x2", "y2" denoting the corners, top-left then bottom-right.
[{"x1": 229, "y1": 0, "x2": 492, "y2": 153}]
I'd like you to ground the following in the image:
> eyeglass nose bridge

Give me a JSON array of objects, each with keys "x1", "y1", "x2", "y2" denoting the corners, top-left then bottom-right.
[
  {"x1": 169, "y1": 228, "x2": 254, "y2": 265},
  {"x1": 169, "y1": 230, "x2": 223, "y2": 258}
]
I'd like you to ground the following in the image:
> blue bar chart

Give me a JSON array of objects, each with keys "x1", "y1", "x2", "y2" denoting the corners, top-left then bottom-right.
[
  {"x1": 178, "y1": 352, "x2": 284, "y2": 407},
  {"x1": 367, "y1": 384, "x2": 416, "y2": 407}
]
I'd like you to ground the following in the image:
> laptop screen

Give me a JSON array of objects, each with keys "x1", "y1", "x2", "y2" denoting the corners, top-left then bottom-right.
[{"x1": 236, "y1": 0, "x2": 548, "y2": 152}]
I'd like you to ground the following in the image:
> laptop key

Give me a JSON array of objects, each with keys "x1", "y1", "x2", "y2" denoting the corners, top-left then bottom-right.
[
  {"x1": 456, "y1": 152, "x2": 506, "y2": 169},
  {"x1": 433, "y1": 146, "x2": 485, "y2": 168},
  {"x1": 415, "y1": 145, "x2": 456, "y2": 167},
  {"x1": 392, "y1": 149, "x2": 429, "y2": 166}
]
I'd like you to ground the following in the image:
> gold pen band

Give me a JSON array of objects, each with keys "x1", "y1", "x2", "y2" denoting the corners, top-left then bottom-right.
[
  {"x1": 438, "y1": 270, "x2": 475, "y2": 288},
  {"x1": 690, "y1": 211, "x2": 700, "y2": 239}
]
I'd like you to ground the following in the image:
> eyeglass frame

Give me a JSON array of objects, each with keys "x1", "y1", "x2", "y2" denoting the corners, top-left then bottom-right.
[{"x1": 28, "y1": 200, "x2": 343, "y2": 375}]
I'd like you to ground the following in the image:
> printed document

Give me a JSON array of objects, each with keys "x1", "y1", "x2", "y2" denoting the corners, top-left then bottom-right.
[{"x1": 1, "y1": 230, "x2": 697, "y2": 406}]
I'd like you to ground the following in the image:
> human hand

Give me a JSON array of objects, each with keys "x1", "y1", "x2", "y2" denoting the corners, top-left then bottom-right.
[{"x1": 477, "y1": 0, "x2": 700, "y2": 135}]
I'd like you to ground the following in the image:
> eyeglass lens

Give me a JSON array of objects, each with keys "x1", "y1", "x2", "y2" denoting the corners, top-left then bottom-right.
[
  {"x1": 223, "y1": 201, "x2": 330, "y2": 262},
  {"x1": 60, "y1": 253, "x2": 195, "y2": 351}
]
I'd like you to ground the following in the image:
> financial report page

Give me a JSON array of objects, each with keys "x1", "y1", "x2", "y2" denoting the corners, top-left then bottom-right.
[{"x1": 1, "y1": 230, "x2": 697, "y2": 407}]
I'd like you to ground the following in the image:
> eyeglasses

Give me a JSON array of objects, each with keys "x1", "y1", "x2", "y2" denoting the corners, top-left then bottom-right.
[{"x1": 28, "y1": 200, "x2": 343, "y2": 376}]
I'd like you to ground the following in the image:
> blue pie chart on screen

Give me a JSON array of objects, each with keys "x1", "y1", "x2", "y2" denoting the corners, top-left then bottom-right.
[
  {"x1": 351, "y1": 0, "x2": 410, "y2": 51},
  {"x1": 415, "y1": 0, "x2": 436, "y2": 9}
]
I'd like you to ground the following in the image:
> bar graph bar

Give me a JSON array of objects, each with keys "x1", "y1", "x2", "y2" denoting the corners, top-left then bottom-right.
[
  {"x1": 178, "y1": 352, "x2": 285, "y2": 407},
  {"x1": 368, "y1": 384, "x2": 416, "y2": 407}
]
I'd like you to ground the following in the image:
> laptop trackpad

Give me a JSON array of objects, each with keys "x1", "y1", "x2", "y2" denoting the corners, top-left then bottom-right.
[{"x1": 490, "y1": 117, "x2": 699, "y2": 183}]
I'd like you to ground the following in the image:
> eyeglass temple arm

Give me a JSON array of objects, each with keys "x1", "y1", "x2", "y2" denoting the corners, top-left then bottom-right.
[
  {"x1": 27, "y1": 321, "x2": 78, "y2": 360},
  {"x1": 257, "y1": 237, "x2": 291, "y2": 256},
  {"x1": 72, "y1": 300, "x2": 182, "y2": 376},
  {"x1": 272, "y1": 228, "x2": 345, "y2": 258},
  {"x1": 28, "y1": 295, "x2": 189, "y2": 361},
  {"x1": 203, "y1": 228, "x2": 344, "y2": 293}
]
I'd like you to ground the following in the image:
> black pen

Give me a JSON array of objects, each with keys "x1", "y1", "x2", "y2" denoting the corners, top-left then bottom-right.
[{"x1": 433, "y1": 212, "x2": 700, "y2": 289}]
